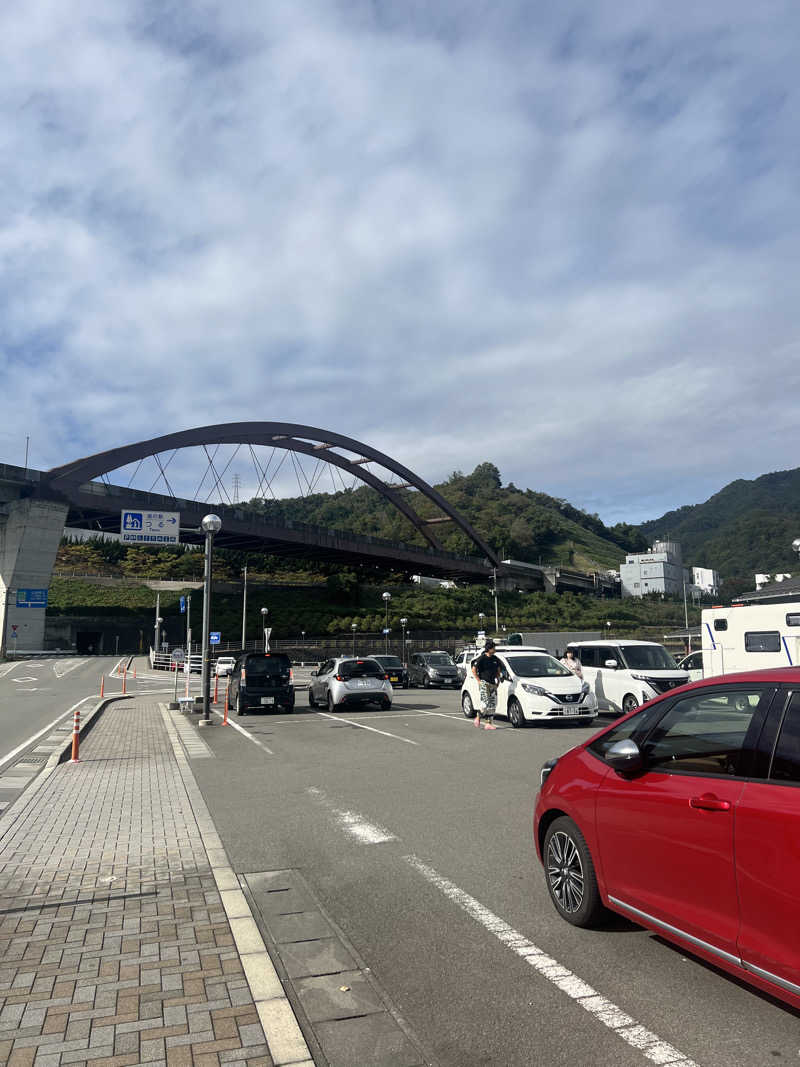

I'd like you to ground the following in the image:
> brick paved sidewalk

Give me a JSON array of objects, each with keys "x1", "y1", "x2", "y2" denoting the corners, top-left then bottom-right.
[{"x1": 0, "y1": 702, "x2": 279, "y2": 1066}]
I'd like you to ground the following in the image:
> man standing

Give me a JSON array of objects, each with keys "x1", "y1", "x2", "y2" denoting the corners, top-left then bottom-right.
[{"x1": 471, "y1": 640, "x2": 502, "y2": 730}]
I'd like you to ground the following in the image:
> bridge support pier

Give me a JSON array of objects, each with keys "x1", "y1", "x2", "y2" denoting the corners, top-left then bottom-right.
[{"x1": 0, "y1": 499, "x2": 68, "y2": 656}]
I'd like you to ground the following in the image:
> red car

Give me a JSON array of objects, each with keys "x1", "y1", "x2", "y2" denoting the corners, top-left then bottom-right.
[{"x1": 534, "y1": 668, "x2": 800, "y2": 1010}]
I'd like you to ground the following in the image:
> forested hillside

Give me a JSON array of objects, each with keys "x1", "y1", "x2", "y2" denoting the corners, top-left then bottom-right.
[
  {"x1": 638, "y1": 468, "x2": 800, "y2": 581},
  {"x1": 245, "y1": 462, "x2": 638, "y2": 571}
]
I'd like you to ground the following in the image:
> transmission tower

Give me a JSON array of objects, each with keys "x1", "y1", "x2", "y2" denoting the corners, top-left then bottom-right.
[{"x1": 232, "y1": 472, "x2": 241, "y2": 503}]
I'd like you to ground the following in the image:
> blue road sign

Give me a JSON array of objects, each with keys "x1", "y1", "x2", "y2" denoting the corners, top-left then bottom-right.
[
  {"x1": 179, "y1": 596, "x2": 186, "y2": 614},
  {"x1": 16, "y1": 588, "x2": 48, "y2": 608},
  {"x1": 120, "y1": 509, "x2": 180, "y2": 545},
  {"x1": 209, "y1": 632, "x2": 221, "y2": 645}
]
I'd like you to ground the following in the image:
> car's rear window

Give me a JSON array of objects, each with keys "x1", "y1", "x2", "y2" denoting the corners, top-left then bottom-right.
[
  {"x1": 340, "y1": 659, "x2": 384, "y2": 679},
  {"x1": 243, "y1": 655, "x2": 291, "y2": 677}
]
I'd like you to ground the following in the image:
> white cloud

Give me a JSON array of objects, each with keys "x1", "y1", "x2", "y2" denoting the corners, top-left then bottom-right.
[{"x1": 1, "y1": 0, "x2": 798, "y2": 524}]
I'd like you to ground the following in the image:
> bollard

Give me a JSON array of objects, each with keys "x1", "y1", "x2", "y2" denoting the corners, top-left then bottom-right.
[
  {"x1": 213, "y1": 674, "x2": 219, "y2": 704},
  {"x1": 223, "y1": 680, "x2": 230, "y2": 725},
  {"x1": 70, "y1": 705, "x2": 81, "y2": 763},
  {"x1": 133, "y1": 664, "x2": 137, "y2": 679},
  {"x1": 122, "y1": 667, "x2": 127, "y2": 695},
  {"x1": 100, "y1": 675, "x2": 105, "y2": 698}
]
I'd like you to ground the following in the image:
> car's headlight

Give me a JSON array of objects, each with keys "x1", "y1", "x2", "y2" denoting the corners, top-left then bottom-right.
[
  {"x1": 631, "y1": 674, "x2": 654, "y2": 683},
  {"x1": 540, "y1": 757, "x2": 558, "y2": 786},
  {"x1": 581, "y1": 681, "x2": 590, "y2": 693},
  {"x1": 522, "y1": 683, "x2": 546, "y2": 696}
]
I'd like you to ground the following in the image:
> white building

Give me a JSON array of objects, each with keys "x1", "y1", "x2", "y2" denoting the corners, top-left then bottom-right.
[
  {"x1": 620, "y1": 540, "x2": 684, "y2": 598},
  {"x1": 690, "y1": 566, "x2": 720, "y2": 597}
]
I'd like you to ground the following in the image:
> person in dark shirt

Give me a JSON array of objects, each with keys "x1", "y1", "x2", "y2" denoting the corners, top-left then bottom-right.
[{"x1": 471, "y1": 640, "x2": 502, "y2": 730}]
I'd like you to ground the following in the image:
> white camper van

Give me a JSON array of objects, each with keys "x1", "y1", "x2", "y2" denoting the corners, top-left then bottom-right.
[{"x1": 702, "y1": 603, "x2": 800, "y2": 677}]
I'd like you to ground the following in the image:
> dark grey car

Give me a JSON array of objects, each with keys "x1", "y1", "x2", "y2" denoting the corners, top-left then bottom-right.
[{"x1": 409, "y1": 651, "x2": 460, "y2": 689}]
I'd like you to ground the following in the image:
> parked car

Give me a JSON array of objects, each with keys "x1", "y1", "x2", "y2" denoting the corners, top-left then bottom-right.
[
  {"x1": 409, "y1": 651, "x2": 460, "y2": 688},
  {"x1": 214, "y1": 655, "x2": 237, "y2": 677},
  {"x1": 371, "y1": 655, "x2": 409, "y2": 688},
  {"x1": 677, "y1": 650, "x2": 704, "y2": 682},
  {"x1": 534, "y1": 668, "x2": 800, "y2": 1011},
  {"x1": 308, "y1": 657, "x2": 392, "y2": 711},
  {"x1": 461, "y1": 647, "x2": 598, "y2": 727},
  {"x1": 454, "y1": 648, "x2": 480, "y2": 682},
  {"x1": 564, "y1": 639, "x2": 688, "y2": 715},
  {"x1": 229, "y1": 652, "x2": 294, "y2": 715}
]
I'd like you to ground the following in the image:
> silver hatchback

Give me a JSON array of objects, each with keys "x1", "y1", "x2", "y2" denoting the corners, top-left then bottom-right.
[{"x1": 308, "y1": 657, "x2": 393, "y2": 712}]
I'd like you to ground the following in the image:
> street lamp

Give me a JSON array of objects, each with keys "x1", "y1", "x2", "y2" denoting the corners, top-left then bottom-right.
[
  {"x1": 154, "y1": 615, "x2": 163, "y2": 653},
  {"x1": 199, "y1": 513, "x2": 222, "y2": 727},
  {"x1": 351, "y1": 622, "x2": 357, "y2": 657},
  {"x1": 400, "y1": 617, "x2": 408, "y2": 663},
  {"x1": 492, "y1": 568, "x2": 499, "y2": 634},
  {"x1": 382, "y1": 592, "x2": 391, "y2": 654},
  {"x1": 261, "y1": 607, "x2": 269, "y2": 651},
  {"x1": 478, "y1": 612, "x2": 486, "y2": 634}
]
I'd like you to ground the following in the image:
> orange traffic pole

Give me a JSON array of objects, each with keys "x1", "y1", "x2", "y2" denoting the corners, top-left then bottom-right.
[
  {"x1": 213, "y1": 674, "x2": 219, "y2": 704},
  {"x1": 133, "y1": 663, "x2": 137, "y2": 679},
  {"x1": 223, "y1": 680, "x2": 230, "y2": 725},
  {"x1": 100, "y1": 675, "x2": 105, "y2": 698},
  {"x1": 122, "y1": 667, "x2": 127, "y2": 695},
  {"x1": 70, "y1": 705, "x2": 81, "y2": 762}
]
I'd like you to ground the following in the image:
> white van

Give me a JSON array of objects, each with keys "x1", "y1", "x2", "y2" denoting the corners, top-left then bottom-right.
[
  {"x1": 702, "y1": 603, "x2": 800, "y2": 677},
  {"x1": 565, "y1": 639, "x2": 689, "y2": 715}
]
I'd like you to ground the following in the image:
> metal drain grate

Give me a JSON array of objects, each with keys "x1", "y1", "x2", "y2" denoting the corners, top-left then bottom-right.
[{"x1": 16, "y1": 755, "x2": 49, "y2": 765}]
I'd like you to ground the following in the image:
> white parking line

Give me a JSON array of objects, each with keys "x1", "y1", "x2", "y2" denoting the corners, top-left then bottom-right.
[
  {"x1": 210, "y1": 710, "x2": 274, "y2": 755},
  {"x1": 0, "y1": 662, "x2": 21, "y2": 679},
  {"x1": 315, "y1": 710, "x2": 419, "y2": 745},
  {"x1": 405, "y1": 855, "x2": 698, "y2": 1067},
  {"x1": 307, "y1": 788, "x2": 398, "y2": 844}
]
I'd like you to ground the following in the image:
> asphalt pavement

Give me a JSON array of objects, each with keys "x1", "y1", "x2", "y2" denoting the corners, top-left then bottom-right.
[{"x1": 1, "y1": 659, "x2": 798, "y2": 1066}]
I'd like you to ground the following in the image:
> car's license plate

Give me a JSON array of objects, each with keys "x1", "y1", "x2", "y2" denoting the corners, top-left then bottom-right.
[
  {"x1": 390, "y1": 676, "x2": 398, "y2": 682},
  {"x1": 355, "y1": 679, "x2": 372, "y2": 688},
  {"x1": 565, "y1": 706, "x2": 579, "y2": 715},
  {"x1": 261, "y1": 696, "x2": 274, "y2": 705}
]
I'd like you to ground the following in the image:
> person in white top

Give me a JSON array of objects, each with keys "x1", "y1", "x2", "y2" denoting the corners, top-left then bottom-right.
[{"x1": 560, "y1": 648, "x2": 583, "y2": 679}]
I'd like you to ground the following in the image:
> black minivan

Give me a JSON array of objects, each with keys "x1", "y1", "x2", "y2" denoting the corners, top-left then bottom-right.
[{"x1": 229, "y1": 652, "x2": 294, "y2": 715}]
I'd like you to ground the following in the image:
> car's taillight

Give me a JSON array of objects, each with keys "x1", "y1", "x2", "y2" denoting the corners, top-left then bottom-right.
[
  {"x1": 241, "y1": 667, "x2": 246, "y2": 684},
  {"x1": 335, "y1": 674, "x2": 344, "y2": 681},
  {"x1": 289, "y1": 668, "x2": 294, "y2": 681},
  {"x1": 384, "y1": 674, "x2": 390, "y2": 680}
]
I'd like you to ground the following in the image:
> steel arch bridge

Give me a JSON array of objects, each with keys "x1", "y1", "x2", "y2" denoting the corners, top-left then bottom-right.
[{"x1": 42, "y1": 422, "x2": 500, "y2": 577}]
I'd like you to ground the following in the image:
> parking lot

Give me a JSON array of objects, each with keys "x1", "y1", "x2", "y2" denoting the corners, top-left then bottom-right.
[{"x1": 183, "y1": 683, "x2": 800, "y2": 1067}]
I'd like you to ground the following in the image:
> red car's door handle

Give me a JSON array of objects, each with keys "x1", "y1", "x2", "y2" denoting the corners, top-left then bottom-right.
[{"x1": 689, "y1": 794, "x2": 731, "y2": 812}]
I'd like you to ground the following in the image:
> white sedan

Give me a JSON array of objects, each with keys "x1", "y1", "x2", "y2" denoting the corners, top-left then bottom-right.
[
  {"x1": 214, "y1": 656, "x2": 237, "y2": 676},
  {"x1": 460, "y1": 648, "x2": 598, "y2": 727}
]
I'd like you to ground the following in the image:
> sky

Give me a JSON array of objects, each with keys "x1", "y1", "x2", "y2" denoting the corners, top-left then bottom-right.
[{"x1": 2, "y1": 0, "x2": 799, "y2": 525}]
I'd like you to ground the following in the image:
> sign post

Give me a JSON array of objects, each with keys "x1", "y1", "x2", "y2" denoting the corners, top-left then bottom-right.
[{"x1": 170, "y1": 649, "x2": 185, "y2": 707}]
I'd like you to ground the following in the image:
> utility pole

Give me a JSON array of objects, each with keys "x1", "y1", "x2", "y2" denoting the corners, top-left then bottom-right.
[
  {"x1": 241, "y1": 565, "x2": 248, "y2": 649},
  {"x1": 492, "y1": 568, "x2": 499, "y2": 634}
]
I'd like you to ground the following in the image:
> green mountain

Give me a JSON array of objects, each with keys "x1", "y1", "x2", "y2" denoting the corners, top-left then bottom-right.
[
  {"x1": 638, "y1": 468, "x2": 800, "y2": 581},
  {"x1": 245, "y1": 462, "x2": 636, "y2": 571}
]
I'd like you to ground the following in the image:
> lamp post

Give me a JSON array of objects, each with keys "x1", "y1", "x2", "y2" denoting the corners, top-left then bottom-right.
[
  {"x1": 492, "y1": 567, "x2": 499, "y2": 635},
  {"x1": 261, "y1": 607, "x2": 269, "y2": 651},
  {"x1": 351, "y1": 623, "x2": 357, "y2": 657},
  {"x1": 241, "y1": 565, "x2": 248, "y2": 650},
  {"x1": 400, "y1": 617, "x2": 408, "y2": 663},
  {"x1": 478, "y1": 612, "x2": 486, "y2": 636},
  {"x1": 153, "y1": 592, "x2": 162, "y2": 652},
  {"x1": 199, "y1": 514, "x2": 222, "y2": 726},
  {"x1": 382, "y1": 592, "x2": 391, "y2": 654}
]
